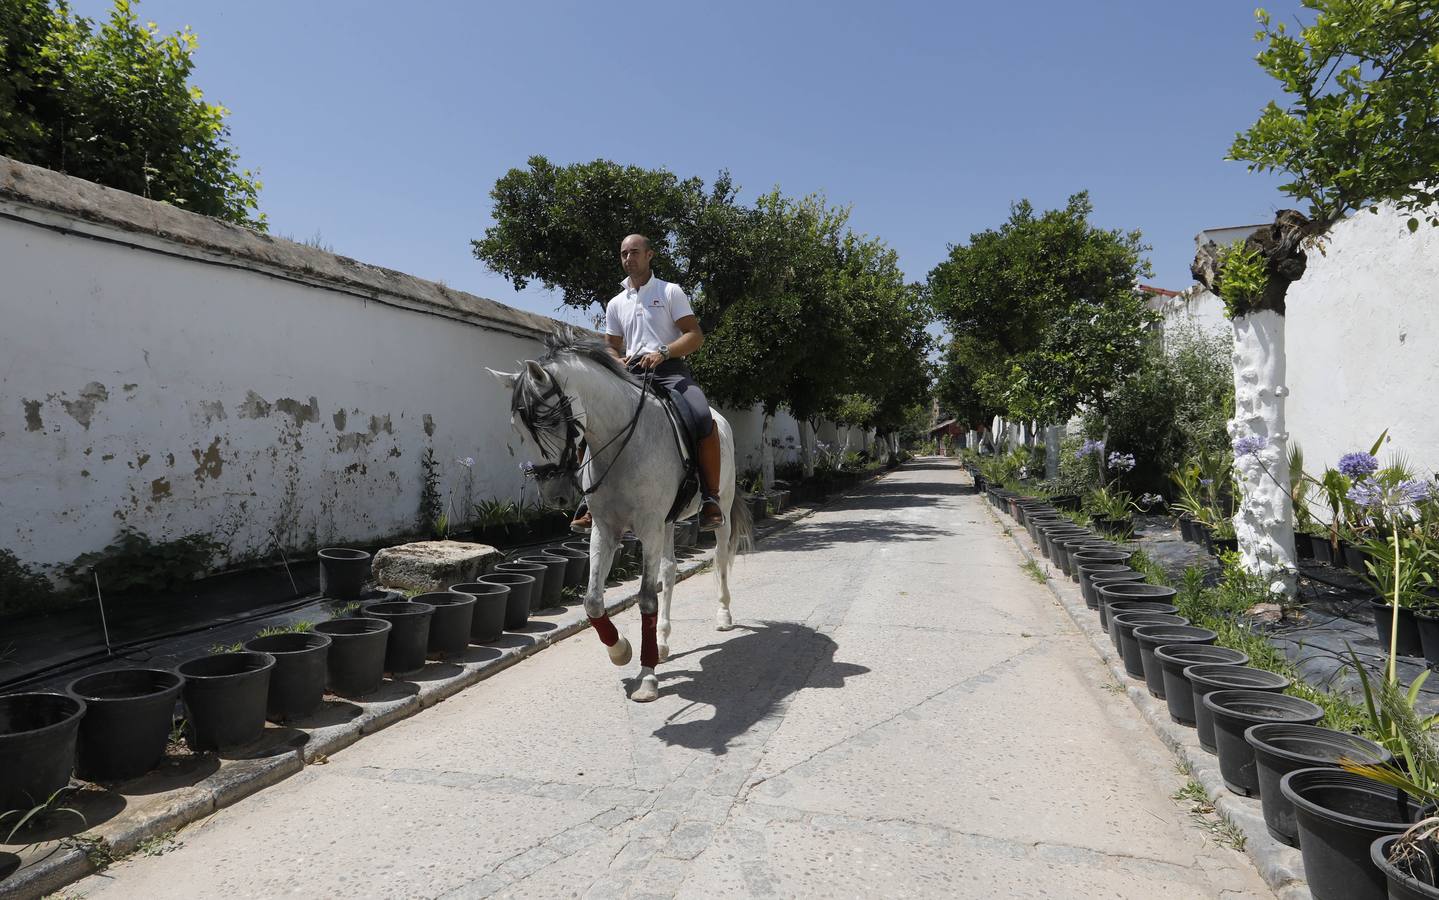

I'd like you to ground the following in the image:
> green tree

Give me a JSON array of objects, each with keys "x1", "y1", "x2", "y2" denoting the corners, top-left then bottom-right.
[
  {"x1": 928, "y1": 192, "x2": 1155, "y2": 425},
  {"x1": 472, "y1": 155, "x2": 706, "y2": 312},
  {"x1": 0, "y1": 0, "x2": 263, "y2": 226}
]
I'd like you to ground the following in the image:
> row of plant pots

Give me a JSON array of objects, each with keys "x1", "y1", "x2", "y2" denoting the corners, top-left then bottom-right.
[
  {"x1": 0, "y1": 538, "x2": 603, "y2": 818},
  {"x1": 1174, "y1": 516, "x2": 1239, "y2": 556},
  {"x1": 996, "y1": 490, "x2": 1430, "y2": 900}
]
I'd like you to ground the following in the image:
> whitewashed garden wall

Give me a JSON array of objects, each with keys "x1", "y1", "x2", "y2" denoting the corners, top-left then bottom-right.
[{"x1": 0, "y1": 157, "x2": 833, "y2": 572}]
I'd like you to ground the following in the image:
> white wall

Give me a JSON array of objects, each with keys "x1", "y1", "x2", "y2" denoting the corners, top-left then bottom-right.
[
  {"x1": 0, "y1": 158, "x2": 843, "y2": 572},
  {"x1": 1284, "y1": 204, "x2": 1439, "y2": 475},
  {"x1": 1158, "y1": 202, "x2": 1439, "y2": 478}
]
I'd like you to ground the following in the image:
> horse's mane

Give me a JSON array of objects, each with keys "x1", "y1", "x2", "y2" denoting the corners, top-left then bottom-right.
[
  {"x1": 511, "y1": 325, "x2": 637, "y2": 459},
  {"x1": 539, "y1": 325, "x2": 636, "y2": 385}
]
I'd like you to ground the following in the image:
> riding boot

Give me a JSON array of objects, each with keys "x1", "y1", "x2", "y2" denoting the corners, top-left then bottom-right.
[{"x1": 697, "y1": 428, "x2": 725, "y2": 531}]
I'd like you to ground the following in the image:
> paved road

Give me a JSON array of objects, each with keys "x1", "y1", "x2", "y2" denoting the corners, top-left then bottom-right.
[{"x1": 74, "y1": 460, "x2": 1273, "y2": 899}]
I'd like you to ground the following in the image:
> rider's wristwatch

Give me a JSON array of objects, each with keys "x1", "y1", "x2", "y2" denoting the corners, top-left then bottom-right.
[{"x1": 658, "y1": 344, "x2": 671, "y2": 360}]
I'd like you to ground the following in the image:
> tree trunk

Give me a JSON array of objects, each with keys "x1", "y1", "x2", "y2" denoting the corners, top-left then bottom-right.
[
  {"x1": 799, "y1": 420, "x2": 816, "y2": 478},
  {"x1": 760, "y1": 413, "x2": 775, "y2": 492},
  {"x1": 1045, "y1": 425, "x2": 1062, "y2": 479},
  {"x1": 1230, "y1": 310, "x2": 1297, "y2": 596}
]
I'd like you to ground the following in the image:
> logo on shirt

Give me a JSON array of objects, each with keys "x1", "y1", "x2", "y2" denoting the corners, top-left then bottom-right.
[{"x1": 651, "y1": 299, "x2": 663, "y2": 307}]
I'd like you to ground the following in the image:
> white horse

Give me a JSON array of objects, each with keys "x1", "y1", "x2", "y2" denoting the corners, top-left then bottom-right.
[{"x1": 490, "y1": 327, "x2": 753, "y2": 702}]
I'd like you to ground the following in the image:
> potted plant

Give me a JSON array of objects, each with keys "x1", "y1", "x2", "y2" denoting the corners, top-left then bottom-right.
[
  {"x1": 178, "y1": 651, "x2": 276, "y2": 752},
  {"x1": 314, "y1": 617, "x2": 391, "y2": 697},
  {"x1": 66, "y1": 668, "x2": 183, "y2": 782},
  {"x1": 412, "y1": 591, "x2": 477, "y2": 656},
  {"x1": 1371, "y1": 831, "x2": 1439, "y2": 899},
  {"x1": 244, "y1": 628, "x2": 332, "y2": 722},
  {"x1": 0, "y1": 693, "x2": 86, "y2": 813},
  {"x1": 362, "y1": 600, "x2": 435, "y2": 675}
]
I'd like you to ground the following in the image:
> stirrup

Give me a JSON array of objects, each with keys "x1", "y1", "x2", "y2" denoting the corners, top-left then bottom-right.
[{"x1": 698, "y1": 496, "x2": 725, "y2": 531}]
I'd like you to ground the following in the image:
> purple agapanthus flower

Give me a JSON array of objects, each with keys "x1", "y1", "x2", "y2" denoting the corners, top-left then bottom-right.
[
  {"x1": 1107, "y1": 452, "x2": 1136, "y2": 473},
  {"x1": 1076, "y1": 438, "x2": 1105, "y2": 460},
  {"x1": 1348, "y1": 477, "x2": 1431, "y2": 520},
  {"x1": 1338, "y1": 452, "x2": 1379, "y2": 480},
  {"x1": 1233, "y1": 435, "x2": 1269, "y2": 457},
  {"x1": 1199, "y1": 478, "x2": 1214, "y2": 487}
]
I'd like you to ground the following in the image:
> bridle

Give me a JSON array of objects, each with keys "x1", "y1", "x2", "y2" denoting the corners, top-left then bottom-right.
[{"x1": 520, "y1": 365, "x2": 654, "y2": 497}]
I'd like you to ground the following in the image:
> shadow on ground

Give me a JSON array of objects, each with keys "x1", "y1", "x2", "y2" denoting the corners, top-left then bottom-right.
[
  {"x1": 651, "y1": 621, "x2": 869, "y2": 755},
  {"x1": 762, "y1": 516, "x2": 948, "y2": 552}
]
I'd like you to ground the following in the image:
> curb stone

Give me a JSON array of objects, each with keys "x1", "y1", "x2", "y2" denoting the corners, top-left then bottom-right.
[
  {"x1": 0, "y1": 475, "x2": 873, "y2": 900},
  {"x1": 982, "y1": 500, "x2": 1312, "y2": 900}
]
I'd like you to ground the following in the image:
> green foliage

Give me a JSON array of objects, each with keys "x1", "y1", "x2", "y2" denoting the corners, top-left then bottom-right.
[
  {"x1": 1344, "y1": 651, "x2": 1439, "y2": 801},
  {"x1": 928, "y1": 192, "x2": 1156, "y2": 424},
  {"x1": 254, "y1": 621, "x2": 313, "y2": 638},
  {"x1": 0, "y1": 547, "x2": 58, "y2": 614},
  {"x1": 1084, "y1": 485, "x2": 1134, "y2": 520},
  {"x1": 1215, "y1": 241, "x2": 1269, "y2": 319},
  {"x1": 1, "y1": 786, "x2": 82, "y2": 843},
  {"x1": 0, "y1": 0, "x2": 263, "y2": 226},
  {"x1": 1230, "y1": 1, "x2": 1439, "y2": 230},
  {"x1": 64, "y1": 527, "x2": 222, "y2": 596},
  {"x1": 208, "y1": 641, "x2": 242, "y2": 654},
  {"x1": 419, "y1": 448, "x2": 443, "y2": 537}
]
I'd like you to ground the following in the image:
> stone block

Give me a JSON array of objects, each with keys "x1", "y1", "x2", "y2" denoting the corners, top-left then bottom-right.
[{"x1": 371, "y1": 540, "x2": 502, "y2": 593}]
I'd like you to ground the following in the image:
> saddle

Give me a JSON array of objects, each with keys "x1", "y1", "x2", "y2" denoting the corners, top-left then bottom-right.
[{"x1": 645, "y1": 380, "x2": 703, "y2": 523}]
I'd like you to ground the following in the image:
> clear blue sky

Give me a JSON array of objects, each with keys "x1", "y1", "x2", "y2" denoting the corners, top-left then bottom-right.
[{"x1": 74, "y1": 0, "x2": 1301, "y2": 323}]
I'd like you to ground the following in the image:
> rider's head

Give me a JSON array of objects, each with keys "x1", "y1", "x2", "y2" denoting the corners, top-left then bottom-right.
[{"x1": 620, "y1": 234, "x2": 654, "y2": 282}]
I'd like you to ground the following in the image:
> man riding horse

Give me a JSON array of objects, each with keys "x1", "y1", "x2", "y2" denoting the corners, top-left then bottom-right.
[{"x1": 570, "y1": 233, "x2": 726, "y2": 532}]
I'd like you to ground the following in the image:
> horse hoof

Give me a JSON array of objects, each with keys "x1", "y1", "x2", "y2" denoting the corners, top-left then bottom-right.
[
  {"x1": 631, "y1": 673, "x2": 659, "y2": 703},
  {"x1": 715, "y1": 611, "x2": 734, "y2": 631},
  {"x1": 607, "y1": 637, "x2": 632, "y2": 666}
]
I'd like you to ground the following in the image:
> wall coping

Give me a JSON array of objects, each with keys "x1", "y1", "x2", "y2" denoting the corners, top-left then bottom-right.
[{"x1": 0, "y1": 155, "x2": 563, "y2": 340}]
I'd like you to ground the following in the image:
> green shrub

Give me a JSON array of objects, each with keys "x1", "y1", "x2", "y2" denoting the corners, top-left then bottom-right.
[
  {"x1": 63, "y1": 528, "x2": 223, "y2": 597},
  {"x1": 0, "y1": 549, "x2": 58, "y2": 615}
]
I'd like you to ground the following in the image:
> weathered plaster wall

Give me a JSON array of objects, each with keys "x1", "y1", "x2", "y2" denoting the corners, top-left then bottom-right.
[
  {"x1": 0, "y1": 157, "x2": 837, "y2": 571},
  {"x1": 1284, "y1": 204, "x2": 1439, "y2": 475}
]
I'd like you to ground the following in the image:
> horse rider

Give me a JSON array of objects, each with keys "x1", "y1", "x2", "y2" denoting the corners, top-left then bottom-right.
[{"x1": 570, "y1": 233, "x2": 726, "y2": 533}]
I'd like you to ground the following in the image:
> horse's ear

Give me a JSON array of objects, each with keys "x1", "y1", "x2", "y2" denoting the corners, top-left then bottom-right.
[
  {"x1": 486, "y1": 367, "x2": 519, "y2": 390},
  {"x1": 524, "y1": 359, "x2": 551, "y2": 385}
]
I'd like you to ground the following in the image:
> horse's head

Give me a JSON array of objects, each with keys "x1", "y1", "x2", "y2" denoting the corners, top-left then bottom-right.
[{"x1": 489, "y1": 361, "x2": 583, "y2": 507}]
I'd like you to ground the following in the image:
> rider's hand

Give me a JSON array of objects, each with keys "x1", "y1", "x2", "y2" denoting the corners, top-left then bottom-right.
[{"x1": 636, "y1": 351, "x2": 665, "y2": 370}]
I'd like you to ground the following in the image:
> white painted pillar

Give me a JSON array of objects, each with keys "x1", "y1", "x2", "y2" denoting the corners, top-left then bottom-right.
[
  {"x1": 799, "y1": 420, "x2": 816, "y2": 477},
  {"x1": 1045, "y1": 425, "x2": 1062, "y2": 479},
  {"x1": 760, "y1": 413, "x2": 775, "y2": 492},
  {"x1": 1231, "y1": 310, "x2": 1297, "y2": 597}
]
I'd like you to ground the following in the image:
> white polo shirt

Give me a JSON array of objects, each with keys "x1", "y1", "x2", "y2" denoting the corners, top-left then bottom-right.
[{"x1": 604, "y1": 275, "x2": 694, "y2": 357}]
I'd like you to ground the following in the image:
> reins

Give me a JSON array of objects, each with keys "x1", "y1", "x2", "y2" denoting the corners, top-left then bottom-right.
[{"x1": 525, "y1": 364, "x2": 655, "y2": 497}]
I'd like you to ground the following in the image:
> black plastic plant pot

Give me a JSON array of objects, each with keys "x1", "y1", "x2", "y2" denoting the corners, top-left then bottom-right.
[
  {"x1": 446, "y1": 584, "x2": 505, "y2": 642},
  {"x1": 1204, "y1": 690, "x2": 1324, "y2": 797},
  {"x1": 1178, "y1": 517, "x2": 1196, "y2": 543},
  {"x1": 563, "y1": 539, "x2": 596, "y2": 578},
  {"x1": 1098, "y1": 582, "x2": 1178, "y2": 629},
  {"x1": 1041, "y1": 527, "x2": 1087, "y2": 561},
  {"x1": 1311, "y1": 533, "x2": 1336, "y2": 564},
  {"x1": 363, "y1": 601, "x2": 435, "y2": 674},
  {"x1": 478, "y1": 573, "x2": 533, "y2": 630},
  {"x1": 1373, "y1": 601, "x2": 1425, "y2": 658},
  {"x1": 411, "y1": 592, "x2": 476, "y2": 655},
  {"x1": 519, "y1": 555, "x2": 567, "y2": 609},
  {"x1": 0, "y1": 692, "x2": 86, "y2": 813},
  {"x1": 1064, "y1": 541, "x2": 1117, "y2": 582},
  {"x1": 243, "y1": 633, "x2": 332, "y2": 722},
  {"x1": 177, "y1": 652, "x2": 275, "y2": 752},
  {"x1": 544, "y1": 546, "x2": 588, "y2": 590},
  {"x1": 1106, "y1": 601, "x2": 1180, "y2": 648},
  {"x1": 1114, "y1": 614, "x2": 1188, "y2": 678},
  {"x1": 1133, "y1": 626, "x2": 1218, "y2": 698},
  {"x1": 314, "y1": 617, "x2": 391, "y2": 697},
  {"x1": 1027, "y1": 517, "x2": 1061, "y2": 544},
  {"x1": 496, "y1": 561, "x2": 549, "y2": 612},
  {"x1": 1054, "y1": 535, "x2": 1097, "y2": 576},
  {"x1": 1294, "y1": 534, "x2": 1315, "y2": 560},
  {"x1": 1090, "y1": 572, "x2": 1146, "y2": 620},
  {"x1": 1078, "y1": 565, "x2": 1133, "y2": 609},
  {"x1": 66, "y1": 668, "x2": 182, "y2": 782},
  {"x1": 318, "y1": 547, "x2": 372, "y2": 600},
  {"x1": 1346, "y1": 543, "x2": 1372, "y2": 575},
  {"x1": 1154, "y1": 644, "x2": 1249, "y2": 726},
  {"x1": 1282, "y1": 768, "x2": 1421, "y2": 900},
  {"x1": 1372, "y1": 834, "x2": 1439, "y2": 900},
  {"x1": 1185, "y1": 664, "x2": 1290, "y2": 753},
  {"x1": 1415, "y1": 612, "x2": 1439, "y2": 670},
  {"x1": 1248, "y1": 724, "x2": 1392, "y2": 848},
  {"x1": 1070, "y1": 550, "x2": 1132, "y2": 586}
]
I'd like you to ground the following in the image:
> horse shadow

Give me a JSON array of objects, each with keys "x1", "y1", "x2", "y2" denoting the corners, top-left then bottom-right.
[{"x1": 649, "y1": 621, "x2": 869, "y2": 755}]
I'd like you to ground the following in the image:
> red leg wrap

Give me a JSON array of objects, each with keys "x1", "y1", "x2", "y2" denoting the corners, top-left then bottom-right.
[
  {"x1": 589, "y1": 615, "x2": 619, "y2": 646},
  {"x1": 640, "y1": 613, "x2": 659, "y2": 668}
]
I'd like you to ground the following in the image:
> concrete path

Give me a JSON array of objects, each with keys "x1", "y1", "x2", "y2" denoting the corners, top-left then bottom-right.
[{"x1": 72, "y1": 460, "x2": 1273, "y2": 899}]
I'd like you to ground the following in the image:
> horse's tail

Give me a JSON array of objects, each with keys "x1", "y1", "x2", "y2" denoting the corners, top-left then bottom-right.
[{"x1": 728, "y1": 489, "x2": 755, "y2": 555}]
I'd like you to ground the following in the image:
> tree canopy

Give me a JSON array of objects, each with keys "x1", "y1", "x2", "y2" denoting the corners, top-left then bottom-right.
[
  {"x1": 0, "y1": 0, "x2": 263, "y2": 227},
  {"x1": 1229, "y1": 0, "x2": 1439, "y2": 232},
  {"x1": 928, "y1": 192, "x2": 1155, "y2": 425}
]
